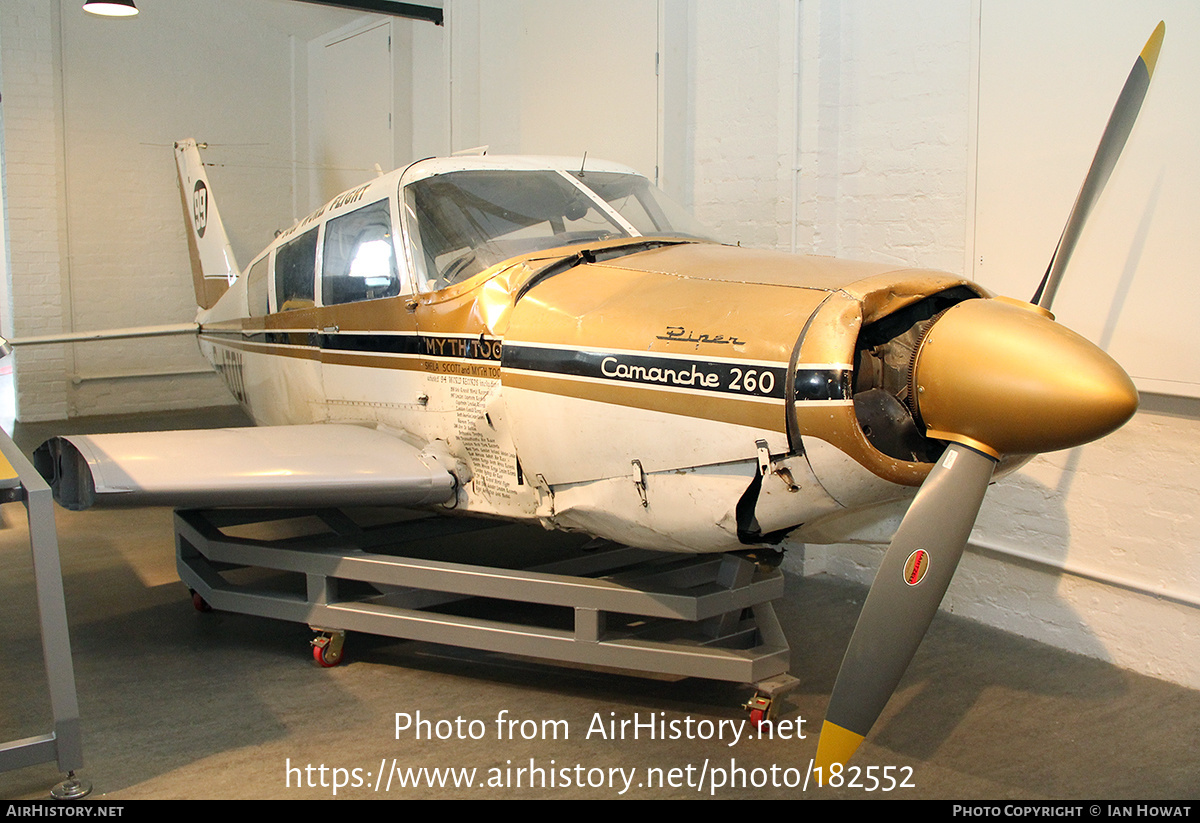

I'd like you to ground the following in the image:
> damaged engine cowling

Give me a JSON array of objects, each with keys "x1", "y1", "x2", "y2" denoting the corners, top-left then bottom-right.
[{"x1": 851, "y1": 285, "x2": 980, "y2": 465}]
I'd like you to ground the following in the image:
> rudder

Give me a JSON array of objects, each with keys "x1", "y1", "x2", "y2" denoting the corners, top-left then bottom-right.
[{"x1": 175, "y1": 139, "x2": 239, "y2": 309}]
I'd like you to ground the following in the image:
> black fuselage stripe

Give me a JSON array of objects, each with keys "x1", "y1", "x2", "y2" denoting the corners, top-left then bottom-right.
[
  {"x1": 501, "y1": 345, "x2": 849, "y2": 402},
  {"x1": 199, "y1": 332, "x2": 850, "y2": 401},
  {"x1": 201, "y1": 330, "x2": 502, "y2": 361}
]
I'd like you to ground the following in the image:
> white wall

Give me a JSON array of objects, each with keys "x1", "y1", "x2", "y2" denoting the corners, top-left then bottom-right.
[
  {"x1": 1, "y1": 0, "x2": 71, "y2": 421},
  {"x1": 972, "y1": 2, "x2": 1200, "y2": 400},
  {"x1": 761, "y1": 1, "x2": 1195, "y2": 689},
  {"x1": 445, "y1": 0, "x2": 659, "y2": 176},
  {"x1": 643, "y1": 1, "x2": 1197, "y2": 689},
  {"x1": 0, "y1": 0, "x2": 364, "y2": 420},
  {"x1": 677, "y1": 0, "x2": 971, "y2": 266},
  {"x1": 60, "y1": 1, "x2": 298, "y2": 418},
  {"x1": 684, "y1": 1, "x2": 798, "y2": 249}
]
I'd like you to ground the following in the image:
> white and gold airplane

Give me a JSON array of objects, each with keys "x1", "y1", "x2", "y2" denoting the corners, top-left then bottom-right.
[{"x1": 29, "y1": 23, "x2": 1164, "y2": 772}]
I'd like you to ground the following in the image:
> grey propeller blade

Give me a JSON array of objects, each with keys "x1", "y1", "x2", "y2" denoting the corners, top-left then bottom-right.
[
  {"x1": 1033, "y1": 22, "x2": 1165, "y2": 310},
  {"x1": 815, "y1": 442, "x2": 997, "y2": 769}
]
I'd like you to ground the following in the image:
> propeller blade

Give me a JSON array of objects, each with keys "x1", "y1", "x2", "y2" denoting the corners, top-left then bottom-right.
[
  {"x1": 814, "y1": 442, "x2": 997, "y2": 770},
  {"x1": 1033, "y1": 21, "x2": 1165, "y2": 310}
]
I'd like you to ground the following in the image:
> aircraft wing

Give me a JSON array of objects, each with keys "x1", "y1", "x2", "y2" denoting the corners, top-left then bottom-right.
[{"x1": 34, "y1": 425, "x2": 457, "y2": 511}]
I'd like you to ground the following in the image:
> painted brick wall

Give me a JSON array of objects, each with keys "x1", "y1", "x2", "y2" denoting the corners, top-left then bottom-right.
[
  {"x1": 1, "y1": 0, "x2": 70, "y2": 421},
  {"x1": 809, "y1": 0, "x2": 971, "y2": 272},
  {"x1": 682, "y1": 2, "x2": 797, "y2": 251},
  {"x1": 1, "y1": 0, "x2": 317, "y2": 421},
  {"x1": 682, "y1": 0, "x2": 1198, "y2": 689}
]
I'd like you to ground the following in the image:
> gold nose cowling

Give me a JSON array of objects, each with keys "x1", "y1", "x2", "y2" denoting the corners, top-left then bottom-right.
[{"x1": 912, "y1": 297, "x2": 1138, "y2": 457}]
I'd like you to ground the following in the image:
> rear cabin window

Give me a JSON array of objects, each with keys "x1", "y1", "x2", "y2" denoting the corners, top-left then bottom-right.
[
  {"x1": 246, "y1": 255, "x2": 270, "y2": 317},
  {"x1": 274, "y1": 228, "x2": 317, "y2": 311},
  {"x1": 321, "y1": 199, "x2": 402, "y2": 305}
]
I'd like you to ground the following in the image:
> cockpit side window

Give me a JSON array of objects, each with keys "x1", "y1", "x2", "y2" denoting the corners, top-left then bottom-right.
[
  {"x1": 321, "y1": 199, "x2": 401, "y2": 305},
  {"x1": 274, "y1": 227, "x2": 318, "y2": 311}
]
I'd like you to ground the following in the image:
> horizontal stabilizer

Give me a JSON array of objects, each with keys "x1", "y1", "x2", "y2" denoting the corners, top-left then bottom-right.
[
  {"x1": 9, "y1": 322, "x2": 198, "y2": 346},
  {"x1": 34, "y1": 425, "x2": 456, "y2": 511}
]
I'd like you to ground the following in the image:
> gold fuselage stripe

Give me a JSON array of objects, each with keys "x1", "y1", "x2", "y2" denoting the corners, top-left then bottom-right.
[{"x1": 201, "y1": 331, "x2": 792, "y2": 430}]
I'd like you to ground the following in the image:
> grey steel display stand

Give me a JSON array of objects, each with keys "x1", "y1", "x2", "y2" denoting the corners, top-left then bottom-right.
[
  {"x1": 175, "y1": 508, "x2": 795, "y2": 702},
  {"x1": 0, "y1": 433, "x2": 90, "y2": 800}
]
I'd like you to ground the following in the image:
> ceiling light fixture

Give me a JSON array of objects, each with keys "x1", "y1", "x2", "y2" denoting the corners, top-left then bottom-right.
[{"x1": 83, "y1": 0, "x2": 139, "y2": 17}]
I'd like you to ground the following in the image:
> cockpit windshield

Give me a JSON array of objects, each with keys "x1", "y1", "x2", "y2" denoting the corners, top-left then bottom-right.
[
  {"x1": 570, "y1": 171, "x2": 713, "y2": 242},
  {"x1": 403, "y1": 168, "x2": 716, "y2": 291}
]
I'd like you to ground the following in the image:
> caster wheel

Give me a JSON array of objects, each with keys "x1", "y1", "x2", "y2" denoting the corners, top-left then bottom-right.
[
  {"x1": 191, "y1": 590, "x2": 212, "y2": 613},
  {"x1": 743, "y1": 693, "x2": 772, "y2": 731},
  {"x1": 311, "y1": 633, "x2": 344, "y2": 667},
  {"x1": 313, "y1": 643, "x2": 341, "y2": 667}
]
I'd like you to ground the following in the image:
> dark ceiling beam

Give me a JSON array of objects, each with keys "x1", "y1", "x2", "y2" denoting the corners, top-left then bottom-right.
[{"x1": 294, "y1": 0, "x2": 443, "y2": 26}]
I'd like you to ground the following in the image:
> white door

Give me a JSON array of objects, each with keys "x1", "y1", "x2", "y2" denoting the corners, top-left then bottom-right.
[{"x1": 321, "y1": 21, "x2": 395, "y2": 200}]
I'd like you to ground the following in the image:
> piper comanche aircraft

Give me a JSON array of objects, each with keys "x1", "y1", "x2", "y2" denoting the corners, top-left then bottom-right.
[{"x1": 30, "y1": 23, "x2": 1163, "y2": 772}]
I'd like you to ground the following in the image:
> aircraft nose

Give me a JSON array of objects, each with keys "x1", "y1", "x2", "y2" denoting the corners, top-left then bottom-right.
[{"x1": 910, "y1": 297, "x2": 1138, "y2": 457}]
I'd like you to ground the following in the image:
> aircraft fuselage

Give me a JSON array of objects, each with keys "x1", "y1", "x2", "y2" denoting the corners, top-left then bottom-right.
[{"x1": 193, "y1": 160, "x2": 990, "y2": 552}]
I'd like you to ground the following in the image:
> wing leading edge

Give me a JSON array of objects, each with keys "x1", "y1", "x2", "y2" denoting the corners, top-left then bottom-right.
[{"x1": 34, "y1": 425, "x2": 456, "y2": 511}]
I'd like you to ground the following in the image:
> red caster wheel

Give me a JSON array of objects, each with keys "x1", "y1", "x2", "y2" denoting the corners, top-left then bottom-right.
[
  {"x1": 749, "y1": 707, "x2": 766, "y2": 729},
  {"x1": 191, "y1": 590, "x2": 212, "y2": 613},
  {"x1": 313, "y1": 643, "x2": 340, "y2": 667},
  {"x1": 311, "y1": 631, "x2": 345, "y2": 667},
  {"x1": 743, "y1": 694, "x2": 772, "y2": 731}
]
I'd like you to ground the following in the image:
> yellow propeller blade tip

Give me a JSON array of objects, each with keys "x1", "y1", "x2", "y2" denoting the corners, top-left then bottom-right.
[
  {"x1": 1140, "y1": 21, "x2": 1165, "y2": 79},
  {"x1": 814, "y1": 720, "x2": 865, "y2": 773}
]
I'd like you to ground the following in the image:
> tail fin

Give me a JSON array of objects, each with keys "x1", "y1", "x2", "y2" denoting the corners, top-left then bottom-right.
[{"x1": 174, "y1": 139, "x2": 239, "y2": 309}]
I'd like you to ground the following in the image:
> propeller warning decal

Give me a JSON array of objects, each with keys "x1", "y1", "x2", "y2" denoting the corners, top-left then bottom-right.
[
  {"x1": 193, "y1": 179, "x2": 208, "y2": 238},
  {"x1": 904, "y1": 549, "x2": 929, "y2": 586}
]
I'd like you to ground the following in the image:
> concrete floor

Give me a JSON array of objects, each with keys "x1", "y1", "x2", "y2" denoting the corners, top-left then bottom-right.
[{"x1": 0, "y1": 406, "x2": 1197, "y2": 800}]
